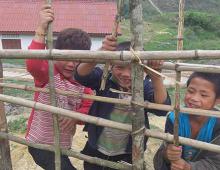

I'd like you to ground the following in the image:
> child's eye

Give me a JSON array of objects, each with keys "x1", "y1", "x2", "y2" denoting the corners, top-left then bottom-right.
[
  {"x1": 201, "y1": 94, "x2": 208, "y2": 97},
  {"x1": 187, "y1": 89, "x2": 194, "y2": 93}
]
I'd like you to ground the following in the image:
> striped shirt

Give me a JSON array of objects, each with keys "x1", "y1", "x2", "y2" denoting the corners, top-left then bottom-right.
[
  {"x1": 25, "y1": 40, "x2": 93, "y2": 148},
  {"x1": 97, "y1": 94, "x2": 132, "y2": 155}
]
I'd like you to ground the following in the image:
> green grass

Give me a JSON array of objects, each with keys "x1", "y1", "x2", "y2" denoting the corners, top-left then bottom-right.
[
  {"x1": 119, "y1": 11, "x2": 220, "y2": 51},
  {"x1": 2, "y1": 59, "x2": 25, "y2": 66},
  {"x1": 8, "y1": 116, "x2": 27, "y2": 133},
  {"x1": 3, "y1": 80, "x2": 34, "y2": 100}
]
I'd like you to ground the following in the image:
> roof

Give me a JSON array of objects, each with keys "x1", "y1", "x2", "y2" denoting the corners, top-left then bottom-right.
[{"x1": 0, "y1": 0, "x2": 118, "y2": 36}]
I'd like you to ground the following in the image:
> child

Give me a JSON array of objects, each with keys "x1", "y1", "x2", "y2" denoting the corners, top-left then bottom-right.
[
  {"x1": 25, "y1": 5, "x2": 93, "y2": 170},
  {"x1": 74, "y1": 35, "x2": 171, "y2": 170},
  {"x1": 153, "y1": 72, "x2": 220, "y2": 170}
]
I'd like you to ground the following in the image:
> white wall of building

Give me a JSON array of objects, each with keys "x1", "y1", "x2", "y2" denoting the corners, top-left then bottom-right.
[{"x1": 0, "y1": 34, "x2": 104, "y2": 50}]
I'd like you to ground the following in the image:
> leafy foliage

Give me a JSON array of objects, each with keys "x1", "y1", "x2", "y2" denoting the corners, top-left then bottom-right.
[{"x1": 8, "y1": 116, "x2": 27, "y2": 133}]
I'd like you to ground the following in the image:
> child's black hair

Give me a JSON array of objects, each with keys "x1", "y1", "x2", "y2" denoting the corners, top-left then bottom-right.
[
  {"x1": 55, "y1": 28, "x2": 91, "y2": 50},
  {"x1": 187, "y1": 72, "x2": 220, "y2": 98},
  {"x1": 116, "y1": 41, "x2": 131, "y2": 51}
]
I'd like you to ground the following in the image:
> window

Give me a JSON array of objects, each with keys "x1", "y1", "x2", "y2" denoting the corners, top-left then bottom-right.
[{"x1": 2, "y1": 39, "x2": 21, "y2": 49}]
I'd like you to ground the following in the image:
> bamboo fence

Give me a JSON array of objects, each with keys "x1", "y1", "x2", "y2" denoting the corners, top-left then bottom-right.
[{"x1": 1, "y1": 0, "x2": 220, "y2": 170}]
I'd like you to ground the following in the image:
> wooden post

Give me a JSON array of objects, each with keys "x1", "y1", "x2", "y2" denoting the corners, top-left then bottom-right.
[
  {"x1": 0, "y1": 59, "x2": 12, "y2": 170},
  {"x1": 130, "y1": 0, "x2": 145, "y2": 169},
  {"x1": 174, "y1": 0, "x2": 185, "y2": 146},
  {"x1": 46, "y1": 1, "x2": 61, "y2": 170}
]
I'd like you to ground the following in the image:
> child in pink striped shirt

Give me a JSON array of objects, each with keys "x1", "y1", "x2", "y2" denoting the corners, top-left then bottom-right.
[{"x1": 25, "y1": 4, "x2": 93, "y2": 170}]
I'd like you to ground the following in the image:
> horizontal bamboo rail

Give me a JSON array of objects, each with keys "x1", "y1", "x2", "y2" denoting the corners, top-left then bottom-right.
[
  {"x1": 1, "y1": 83, "x2": 220, "y2": 119},
  {"x1": 0, "y1": 94, "x2": 132, "y2": 131},
  {"x1": 0, "y1": 83, "x2": 130, "y2": 105},
  {"x1": 1, "y1": 49, "x2": 220, "y2": 61},
  {"x1": 163, "y1": 62, "x2": 220, "y2": 73},
  {"x1": 0, "y1": 131, "x2": 131, "y2": 170},
  {"x1": 145, "y1": 129, "x2": 220, "y2": 153},
  {"x1": 0, "y1": 94, "x2": 220, "y2": 153}
]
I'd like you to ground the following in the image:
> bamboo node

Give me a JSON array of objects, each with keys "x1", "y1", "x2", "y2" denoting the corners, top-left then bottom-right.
[
  {"x1": 194, "y1": 50, "x2": 199, "y2": 60},
  {"x1": 119, "y1": 51, "x2": 124, "y2": 61},
  {"x1": 177, "y1": 37, "x2": 184, "y2": 40},
  {"x1": 48, "y1": 49, "x2": 54, "y2": 60}
]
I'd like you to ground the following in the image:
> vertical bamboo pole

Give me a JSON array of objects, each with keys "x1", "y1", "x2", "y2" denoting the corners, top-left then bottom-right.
[
  {"x1": 174, "y1": 71, "x2": 181, "y2": 146},
  {"x1": 130, "y1": 0, "x2": 145, "y2": 169},
  {"x1": 174, "y1": 0, "x2": 185, "y2": 146},
  {"x1": 177, "y1": 0, "x2": 185, "y2": 51},
  {"x1": 0, "y1": 60, "x2": 12, "y2": 170},
  {"x1": 46, "y1": 1, "x2": 61, "y2": 170},
  {"x1": 100, "y1": 0, "x2": 123, "y2": 90}
]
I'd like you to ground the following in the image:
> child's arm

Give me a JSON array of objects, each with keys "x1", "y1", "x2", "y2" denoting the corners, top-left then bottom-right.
[
  {"x1": 76, "y1": 35, "x2": 117, "y2": 76},
  {"x1": 75, "y1": 35, "x2": 117, "y2": 90},
  {"x1": 147, "y1": 60, "x2": 167, "y2": 104},
  {"x1": 26, "y1": 4, "x2": 54, "y2": 86},
  {"x1": 76, "y1": 87, "x2": 94, "y2": 124}
]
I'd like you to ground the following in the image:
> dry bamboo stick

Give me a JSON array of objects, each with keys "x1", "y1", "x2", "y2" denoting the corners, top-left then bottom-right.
[
  {"x1": 1, "y1": 82, "x2": 220, "y2": 119},
  {"x1": 145, "y1": 129, "x2": 220, "y2": 153},
  {"x1": 130, "y1": 0, "x2": 145, "y2": 169},
  {"x1": 0, "y1": 83, "x2": 130, "y2": 105},
  {"x1": 173, "y1": 71, "x2": 181, "y2": 146},
  {"x1": 0, "y1": 132, "x2": 131, "y2": 170},
  {"x1": 2, "y1": 50, "x2": 220, "y2": 60},
  {"x1": 140, "y1": 101, "x2": 220, "y2": 118},
  {"x1": 163, "y1": 62, "x2": 220, "y2": 73},
  {"x1": 0, "y1": 59, "x2": 12, "y2": 169},
  {"x1": 100, "y1": 0, "x2": 123, "y2": 90},
  {"x1": 45, "y1": 1, "x2": 61, "y2": 169},
  {"x1": 1, "y1": 94, "x2": 220, "y2": 154},
  {"x1": 1, "y1": 123, "x2": 220, "y2": 166},
  {"x1": 177, "y1": 0, "x2": 185, "y2": 52},
  {"x1": 173, "y1": 0, "x2": 185, "y2": 146},
  {"x1": 0, "y1": 94, "x2": 132, "y2": 132}
]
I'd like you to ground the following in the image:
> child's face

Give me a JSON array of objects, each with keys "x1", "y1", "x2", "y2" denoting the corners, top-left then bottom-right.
[
  {"x1": 111, "y1": 65, "x2": 131, "y2": 90},
  {"x1": 184, "y1": 77, "x2": 217, "y2": 110},
  {"x1": 55, "y1": 61, "x2": 79, "y2": 79}
]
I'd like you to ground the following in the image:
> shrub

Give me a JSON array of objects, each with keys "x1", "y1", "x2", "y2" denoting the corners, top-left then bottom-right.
[
  {"x1": 8, "y1": 116, "x2": 27, "y2": 133},
  {"x1": 185, "y1": 11, "x2": 220, "y2": 34}
]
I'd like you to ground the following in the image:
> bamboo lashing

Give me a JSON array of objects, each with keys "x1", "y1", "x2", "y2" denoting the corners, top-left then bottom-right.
[
  {"x1": 100, "y1": 0, "x2": 124, "y2": 90},
  {"x1": 173, "y1": 0, "x2": 185, "y2": 146},
  {"x1": 45, "y1": 1, "x2": 61, "y2": 170}
]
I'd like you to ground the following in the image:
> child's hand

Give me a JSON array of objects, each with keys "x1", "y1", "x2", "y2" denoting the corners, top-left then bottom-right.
[
  {"x1": 171, "y1": 159, "x2": 191, "y2": 170},
  {"x1": 146, "y1": 60, "x2": 163, "y2": 71},
  {"x1": 164, "y1": 144, "x2": 182, "y2": 161},
  {"x1": 36, "y1": 4, "x2": 54, "y2": 34},
  {"x1": 100, "y1": 35, "x2": 117, "y2": 51}
]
